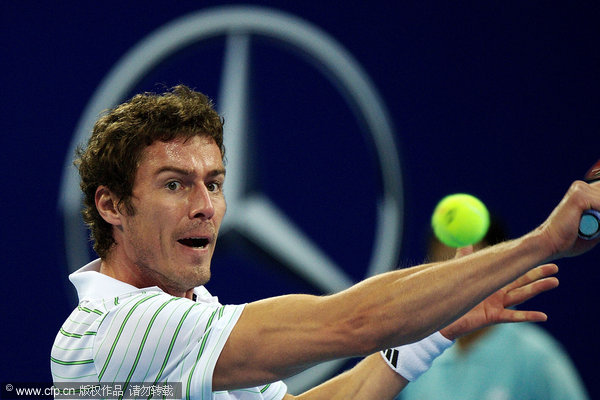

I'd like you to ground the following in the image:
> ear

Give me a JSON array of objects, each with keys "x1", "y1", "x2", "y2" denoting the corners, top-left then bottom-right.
[{"x1": 95, "y1": 186, "x2": 123, "y2": 226}]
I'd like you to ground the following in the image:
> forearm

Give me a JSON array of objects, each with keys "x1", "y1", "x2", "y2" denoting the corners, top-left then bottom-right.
[
  {"x1": 289, "y1": 330, "x2": 454, "y2": 399},
  {"x1": 289, "y1": 354, "x2": 408, "y2": 400}
]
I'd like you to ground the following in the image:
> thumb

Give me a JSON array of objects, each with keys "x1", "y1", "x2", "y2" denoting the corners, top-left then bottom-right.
[{"x1": 454, "y1": 245, "x2": 474, "y2": 259}]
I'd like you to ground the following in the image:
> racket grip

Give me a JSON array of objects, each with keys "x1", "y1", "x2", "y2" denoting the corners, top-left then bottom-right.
[{"x1": 579, "y1": 209, "x2": 600, "y2": 240}]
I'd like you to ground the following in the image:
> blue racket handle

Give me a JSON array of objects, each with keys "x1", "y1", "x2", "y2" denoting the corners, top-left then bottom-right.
[{"x1": 579, "y1": 209, "x2": 600, "y2": 240}]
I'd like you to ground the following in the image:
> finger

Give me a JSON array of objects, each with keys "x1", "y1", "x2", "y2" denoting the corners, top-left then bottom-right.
[
  {"x1": 454, "y1": 245, "x2": 473, "y2": 259},
  {"x1": 496, "y1": 309, "x2": 549, "y2": 323},
  {"x1": 502, "y1": 264, "x2": 558, "y2": 293},
  {"x1": 504, "y1": 277, "x2": 559, "y2": 308}
]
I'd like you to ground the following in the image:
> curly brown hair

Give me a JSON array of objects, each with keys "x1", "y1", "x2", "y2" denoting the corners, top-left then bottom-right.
[{"x1": 75, "y1": 85, "x2": 225, "y2": 259}]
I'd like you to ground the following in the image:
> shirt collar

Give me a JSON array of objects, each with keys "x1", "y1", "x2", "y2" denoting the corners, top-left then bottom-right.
[{"x1": 69, "y1": 258, "x2": 219, "y2": 304}]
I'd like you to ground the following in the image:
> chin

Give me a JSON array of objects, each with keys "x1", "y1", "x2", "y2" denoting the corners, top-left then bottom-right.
[{"x1": 185, "y1": 266, "x2": 211, "y2": 288}]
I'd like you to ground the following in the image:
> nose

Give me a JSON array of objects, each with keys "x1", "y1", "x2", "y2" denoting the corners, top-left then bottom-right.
[{"x1": 189, "y1": 184, "x2": 215, "y2": 220}]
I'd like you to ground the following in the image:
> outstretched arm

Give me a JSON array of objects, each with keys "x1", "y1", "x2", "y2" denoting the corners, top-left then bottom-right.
[
  {"x1": 215, "y1": 236, "x2": 558, "y2": 390},
  {"x1": 280, "y1": 260, "x2": 558, "y2": 400},
  {"x1": 214, "y1": 180, "x2": 600, "y2": 391}
]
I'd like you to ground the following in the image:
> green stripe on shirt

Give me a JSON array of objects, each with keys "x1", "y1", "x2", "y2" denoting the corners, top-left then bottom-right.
[
  {"x1": 153, "y1": 302, "x2": 199, "y2": 384},
  {"x1": 51, "y1": 356, "x2": 94, "y2": 366},
  {"x1": 98, "y1": 293, "x2": 161, "y2": 380},
  {"x1": 121, "y1": 297, "x2": 179, "y2": 397}
]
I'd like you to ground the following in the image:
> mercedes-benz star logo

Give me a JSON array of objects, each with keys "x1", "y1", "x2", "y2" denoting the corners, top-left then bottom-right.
[{"x1": 59, "y1": 5, "x2": 404, "y2": 393}]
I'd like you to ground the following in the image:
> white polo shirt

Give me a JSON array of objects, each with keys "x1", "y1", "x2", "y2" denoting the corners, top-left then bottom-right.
[{"x1": 51, "y1": 259, "x2": 287, "y2": 400}]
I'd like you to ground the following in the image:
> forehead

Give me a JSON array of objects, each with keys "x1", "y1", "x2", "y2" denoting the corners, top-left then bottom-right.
[{"x1": 138, "y1": 135, "x2": 224, "y2": 173}]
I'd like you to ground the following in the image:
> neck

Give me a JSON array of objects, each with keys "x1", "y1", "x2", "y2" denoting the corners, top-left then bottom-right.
[{"x1": 99, "y1": 252, "x2": 194, "y2": 299}]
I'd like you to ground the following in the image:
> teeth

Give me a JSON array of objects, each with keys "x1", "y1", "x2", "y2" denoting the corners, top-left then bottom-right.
[{"x1": 178, "y1": 238, "x2": 209, "y2": 248}]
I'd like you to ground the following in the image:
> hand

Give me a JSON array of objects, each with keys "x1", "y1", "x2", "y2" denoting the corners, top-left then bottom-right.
[
  {"x1": 537, "y1": 180, "x2": 600, "y2": 259},
  {"x1": 440, "y1": 246, "x2": 559, "y2": 340}
]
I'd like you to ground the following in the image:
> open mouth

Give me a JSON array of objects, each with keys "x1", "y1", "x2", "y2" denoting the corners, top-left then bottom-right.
[{"x1": 177, "y1": 238, "x2": 209, "y2": 249}]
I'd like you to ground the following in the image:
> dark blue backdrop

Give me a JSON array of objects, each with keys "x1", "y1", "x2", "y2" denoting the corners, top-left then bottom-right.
[{"x1": 2, "y1": 1, "x2": 599, "y2": 397}]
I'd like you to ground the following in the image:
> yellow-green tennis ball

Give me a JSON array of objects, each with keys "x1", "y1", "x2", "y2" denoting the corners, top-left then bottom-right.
[{"x1": 431, "y1": 193, "x2": 490, "y2": 248}]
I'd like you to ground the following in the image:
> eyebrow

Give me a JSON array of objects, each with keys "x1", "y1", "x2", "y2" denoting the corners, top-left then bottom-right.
[{"x1": 155, "y1": 166, "x2": 226, "y2": 178}]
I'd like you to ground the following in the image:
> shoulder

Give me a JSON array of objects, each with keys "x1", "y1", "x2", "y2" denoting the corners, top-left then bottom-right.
[{"x1": 96, "y1": 290, "x2": 244, "y2": 337}]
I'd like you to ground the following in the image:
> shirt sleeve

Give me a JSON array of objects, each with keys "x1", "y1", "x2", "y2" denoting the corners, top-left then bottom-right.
[{"x1": 93, "y1": 291, "x2": 245, "y2": 398}]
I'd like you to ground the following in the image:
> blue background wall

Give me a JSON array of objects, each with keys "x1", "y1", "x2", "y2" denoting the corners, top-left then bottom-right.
[{"x1": 2, "y1": 1, "x2": 599, "y2": 397}]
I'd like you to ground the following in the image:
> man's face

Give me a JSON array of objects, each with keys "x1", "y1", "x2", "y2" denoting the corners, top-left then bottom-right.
[{"x1": 116, "y1": 135, "x2": 226, "y2": 293}]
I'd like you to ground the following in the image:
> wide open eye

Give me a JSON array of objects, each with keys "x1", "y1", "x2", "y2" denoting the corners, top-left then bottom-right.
[
  {"x1": 166, "y1": 181, "x2": 182, "y2": 191},
  {"x1": 206, "y1": 181, "x2": 222, "y2": 193}
]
